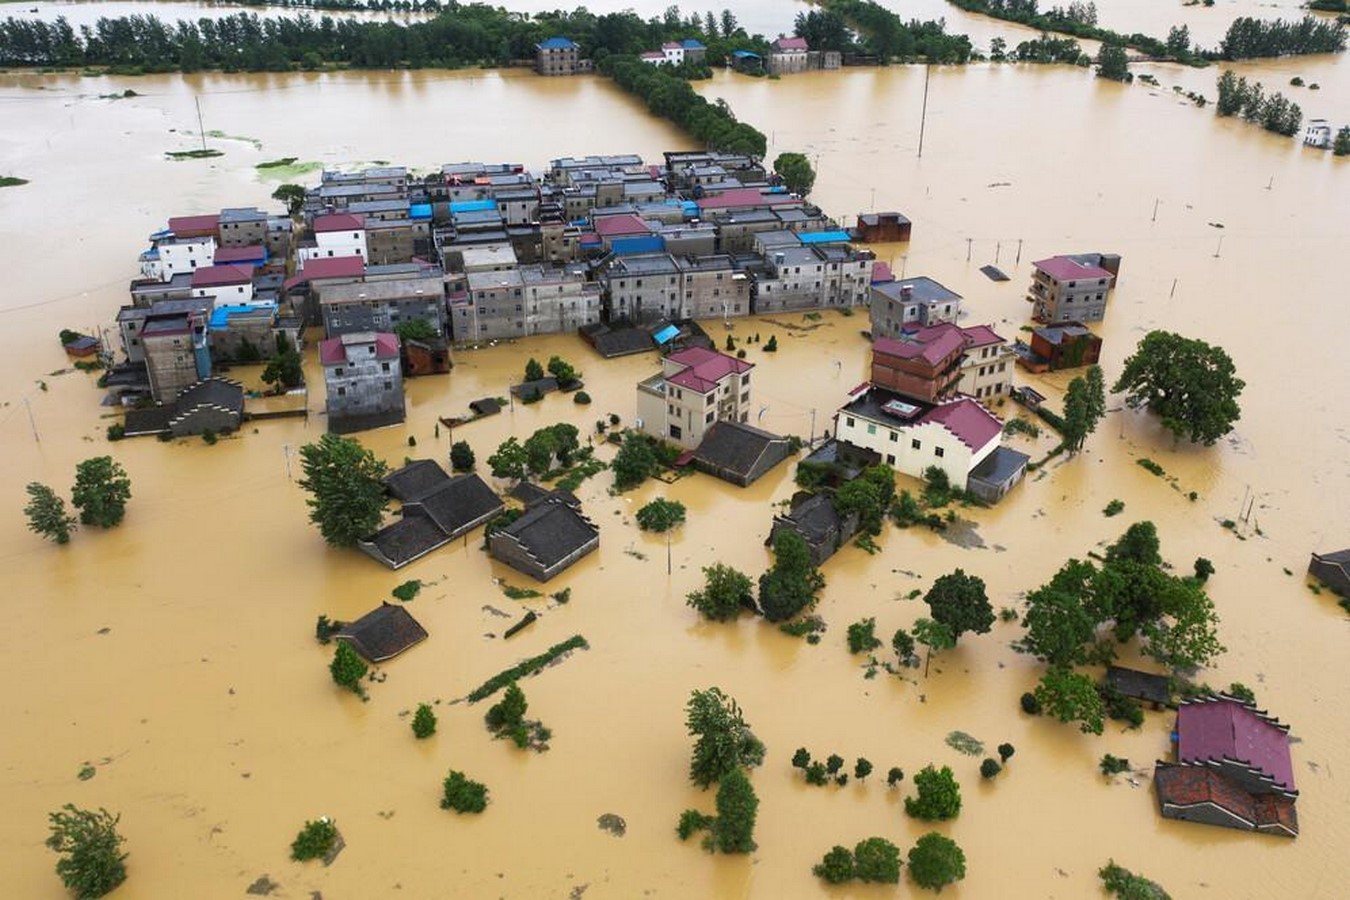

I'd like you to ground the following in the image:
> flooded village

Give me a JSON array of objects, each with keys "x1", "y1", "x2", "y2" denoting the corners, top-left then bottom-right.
[{"x1": 2, "y1": 0, "x2": 1350, "y2": 898}]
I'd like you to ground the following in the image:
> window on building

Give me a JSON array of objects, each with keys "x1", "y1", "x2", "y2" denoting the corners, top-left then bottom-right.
[
  {"x1": 889, "y1": 431, "x2": 898, "y2": 442},
  {"x1": 706, "y1": 411, "x2": 714, "y2": 423},
  {"x1": 381, "y1": 362, "x2": 390, "y2": 373},
  {"x1": 670, "y1": 424, "x2": 682, "y2": 439},
  {"x1": 384, "y1": 380, "x2": 393, "y2": 390},
  {"x1": 911, "y1": 438, "x2": 921, "y2": 450},
  {"x1": 335, "y1": 367, "x2": 344, "y2": 377},
  {"x1": 846, "y1": 416, "x2": 855, "y2": 428},
  {"x1": 934, "y1": 446, "x2": 945, "y2": 458},
  {"x1": 886, "y1": 454, "x2": 896, "y2": 465},
  {"x1": 337, "y1": 387, "x2": 346, "y2": 396},
  {"x1": 740, "y1": 391, "x2": 749, "y2": 403},
  {"x1": 866, "y1": 423, "x2": 876, "y2": 436}
]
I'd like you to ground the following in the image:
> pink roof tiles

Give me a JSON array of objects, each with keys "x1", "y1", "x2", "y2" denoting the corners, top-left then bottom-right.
[
  {"x1": 956, "y1": 324, "x2": 1006, "y2": 348},
  {"x1": 920, "y1": 398, "x2": 1002, "y2": 450},
  {"x1": 665, "y1": 346, "x2": 753, "y2": 394},
  {"x1": 313, "y1": 213, "x2": 366, "y2": 234},
  {"x1": 191, "y1": 264, "x2": 254, "y2": 288},
  {"x1": 1033, "y1": 255, "x2": 1113, "y2": 282},
  {"x1": 662, "y1": 41, "x2": 682, "y2": 49},
  {"x1": 1178, "y1": 697, "x2": 1295, "y2": 793},
  {"x1": 870, "y1": 261, "x2": 894, "y2": 284},
  {"x1": 640, "y1": 50, "x2": 665, "y2": 60},
  {"x1": 319, "y1": 332, "x2": 400, "y2": 365},
  {"x1": 696, "y1": 188, "x2": 795, "y2": 211},
  {"x1": 593, "y1": 213, "x2": 651, "y2": 238},
  {"x1": 875, "y1": 326, "x2": 966, "y2": 368},
  {"x1": 772, "y1": 36, "x2": 809, "y2": 51},
  {"x1": 302, "y1": 255, "x2": 365, "y2": 279},
  {"x1": 214, "y1": 245, "x2": 266, "y2": 264},
  {"x1": 168, "y1": 214, "x2": 219, "y2": 236}
]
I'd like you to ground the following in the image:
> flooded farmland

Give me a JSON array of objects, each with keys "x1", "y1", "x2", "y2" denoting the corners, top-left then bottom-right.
[{"x1": 1, "y1": 4, "x2": 1349, "y2": 897}]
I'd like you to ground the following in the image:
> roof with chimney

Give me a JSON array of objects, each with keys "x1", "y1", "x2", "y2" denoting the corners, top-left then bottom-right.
[{"x1": 1033, "y1": 255, "x2": 1113, "y2": 282}]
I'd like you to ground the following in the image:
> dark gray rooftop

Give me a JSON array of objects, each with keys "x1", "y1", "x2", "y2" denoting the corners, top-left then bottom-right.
[
  {"x1": 406, "y1": 473, "x2": 503, "y2": 536},
  {"x1": 692, "y1": 421, "x2": 790, "y2": 482},
  {"x1": 362, "y1": 515, "x2": 451, "y2": 567},
  {"x1": 872, "y1": 276, "x2": 962, "y2": 305},
  {"x1": 384, "y1": 459, "x2": 450, "y2": 503},
  {"x1": 968, "y1": 446, "x2": 1031, "y2": 486},
  {"x1": 780, "y1": 492, "x2": 842, "y2": 544},
  {"x1": 336, "y1": 603, "x2": 428, "y2": 662},
  {"x1": 500, "y1": 493, "x2": 598, "y2": 568}
]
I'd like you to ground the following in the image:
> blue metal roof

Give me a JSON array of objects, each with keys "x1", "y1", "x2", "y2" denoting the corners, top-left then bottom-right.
[
  {"x1": 209, "y1": 302, "x2": 276, "y2": 330},
  {"x1": 681, "y1": 39, "x2": 706, "y2": 49},
  {"x1": 680, "y1": 200, "x2": 700, "y2": 218},
  {"x1": 798, "y1": 230, "x2": 851, "y2": 245},
  {"x1": 409, "y1": 203, "x2": 433, "y2": 220},
  {"x1": 537, "y1": 36, "x2": 578, "y2": 50},
  {"x1": 653, "y1": 324, "x2": 680, "y2": 345},
  {"x1": 450, "y1": 199, "x2": 495, "y2": 213},
  {"x1": 732, "y1": 50, "x2": 762, "y2": 59}
]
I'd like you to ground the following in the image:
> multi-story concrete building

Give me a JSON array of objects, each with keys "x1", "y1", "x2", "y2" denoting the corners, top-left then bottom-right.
[
  {"x1": 636, "y1": 347, "x2": 754, "y2": 450},
  {"x1": 768, "y1": 36, "x2": 811, "y2": 74},
  {"x1": 535, "y1": 36, "x2": 581, "y2": 75},
  {"x1": 453, "y1": 269, "x2": 526, "y2": 341},
  {"x1": 299, "y1": 213, "x2": 368, "y2": 263},
  {"x1": 1028, "y1": 254, "x2": 1120, "y2": 323},
  {"x1": 319, "y1": 276, "x2": 447, "y2": 339},
  {"x1": 751, "y1": 244, "x2": 873, "y2": 313},
  {"x1": 142, "y1": 311, "x2": 211, "y2": 403},
  {"x1": 677, "y1": 255, "x2": 750, "y2": 319},
  {"x1": 320, "y1": 331, "x2": 405, "y2": 434},
  {"x1": 218, "y1": 207, "x2": 268, "y2": 247},
  {"x1": 873, "y1": 322, "x2": 1014, "y2": 403},
  {"x1": 117, "y1": 298, "x2": 212, "y2": 364},
  {"x1": 600, "y1": 253, "x2": 682, "y2": 324},
  {"x1": 520, "y1": 264, "x2": 602, "y2": 335},
  {"x1": 869, "y1": 276, "x2": 963, "y2": 336},
  {"x1": 190, "y1": 264, "x2": 255, "y2": 304}
]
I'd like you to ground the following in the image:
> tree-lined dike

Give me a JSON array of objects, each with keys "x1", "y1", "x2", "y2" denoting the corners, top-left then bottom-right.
[{"x1": 3, "y1": 0, "x2": 1350, "y2": 898}]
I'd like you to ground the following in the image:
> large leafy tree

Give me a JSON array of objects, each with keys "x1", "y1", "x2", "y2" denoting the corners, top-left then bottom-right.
[
  {"x1": 904, "y1": 764, "x2": 962, "y2": 821},
  {"x1": 636, "y1": 498, "x2": 686, "y2": 533},
  {"x1": 1061, "y1": 365, "x2": 1106, "y2": 453},
  {"x1": 853, "y1": 837, "x2": 902, "y2": 884},
  {"x1": 1034, "y1": 666, "x2": 1105, "y2": 735},
  {"x1": 712, "y1": 768, "x2": 758, "y2": 853},
  {"x1": 487, "y1": 436, "x2": 528, "y2": 481},
  {"x1": 687, "y1": 563, "x2": 754, "y2": 621},
  {"x1": 1112, "y1": 331, "x2": 1244, "y2": 445},
  {"x1": 261, "y1": 333, "x2": 304, "y2": 392},
  {"x1": 907, "y1": 832, "x2": 966, "y2": 893},
  {"x1": 24, "y1": 482, "x2": 76, "y2": 544},
  {"x1": 46, "y1": 804, "x2": 127, "y2": 899},
  {"x1": 912, "y1": 617, "x2": 955, "y2": 677},
  {"x1": 686, "y1": 687, "x2": 765, "y2": 788},
  {"x1": 924, "y1": 569, "x2": 994, "y2": 642},
  {"x1": 832, "y1": 464, "x2": 896, "y2": 537},
  {"x1": 1095, "y1": 42, "x2": 1130, "y2": 81},
  {"x1": 1020, "y1": 559, "x2": 1099, "y2": 667},
  {"x1": 772, "y1": 151, "x2": 816, "y2": 197},
  {"x1": 71, "y1": 456, "x2": 132, "y2": 528},
  {"x1": 298, "y1": 434, "x2": 388, "y2": 547},
  {"x1": 612, "y1": 433, "x2": 657, "y2": 490},
  {"x1": 757, "y1": 528, "x2": 825, "y2": 622}
]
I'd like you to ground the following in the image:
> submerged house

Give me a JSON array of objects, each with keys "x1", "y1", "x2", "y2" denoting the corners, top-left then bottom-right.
[
  {"x1": 122, "y1": 376, "x2": 245, "y2": 438},
  {"x1": 768, "y1": 491, "x2": 859, "y2": 566},
  {"x1": 488, "y1": 489, "x2": 599, "y2": 582},
  {"x1": 1105, "y1": 665, "x2": 1171, "y2": 710},
  {"x1": 1308, "y1": 549, "x2": 1350, "y2": 597},
  {"x1": 359, "y1": 460, "x2": 503, "y2": 569},
  {"x1": 691, "y1": 421, "x2": 792, "y2": 487},
  {"x1": 336, "y1": 603, "x2": 428, "y2": 662},
  {"x1": 1154, "y1": 695, "x2": 1299, "y2": 838}
]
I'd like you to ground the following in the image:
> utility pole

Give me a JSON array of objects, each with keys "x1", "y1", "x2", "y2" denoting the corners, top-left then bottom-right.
[
  {"x1": 809, "y1": 408, "x2": 816, "y2": 447},
  {"x1": 667, "y1": 529, "x2": 672, "y2": 576},
  {"x1": 995, "y1": 241, "x2": 1001, "y2": 265},
  {"x1": 1151, "y1": 198, "x2": 1159, "y2": 222},
  {"x1": 917, "y1": 63, "x2": 931, "y2": 159},
  {"x1": 195, "y1": 96, "x2": 207, "y2": 154},
  {"x1": 283, "y1": 443, "x2": 292, "y2": 480},
  {"x1": 23, "y1": 397, "x2": 39, "y2": 443},
  {"x1": 966, "y1": 238, "x2": 972, "y2": 262},
  {"x1": 1213, "y1": 235, "x2": 1224, "y2": 258},
  {"x1": 1015, "y1": 238, "x2": 1023, "y2": 267},
  {"x1": 1169, "y1": 278, "x2": 1178, "y2": 299}
]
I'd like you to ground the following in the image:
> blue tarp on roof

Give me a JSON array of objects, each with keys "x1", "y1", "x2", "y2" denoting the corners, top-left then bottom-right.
[
  {"x1": 798, "y1": 230, "x2": 851, "y2": 245},
  {"x1": 450, "y1": 199, "x2": 496, "y2": 213},
  {"x1": 732, "y1": 50, "x2": 761, "y2": 59},
  {"x1": 409, "y1": 203, "x2": 433, "y2": 220},
  {"x1": 612, "y1": 235, "x2": 665, "y2": 256},
  {"x1": 765, "y1": 186, "x2": 789, "y2": 194},
  {"x1": 680, "y1": 200, "x2": 700, "y2": 219},
  {"x1": 537, "y1": 36, "x2": 578, "y2": 50},
  {"x1": 653, "y1": 324, "x2": 680, "y2": 345},
  {"x1": 209, "y1": 302, "x2": 276, "y2": 331}
]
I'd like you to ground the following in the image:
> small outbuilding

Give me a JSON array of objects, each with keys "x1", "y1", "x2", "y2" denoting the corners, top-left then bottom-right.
[
  {"x1": 336, "y1": 603, "x2": 428, "y2": 662},
  {"x1": 767, "y1": 491, "x2": 859, "y2": 566},
  {"x1": 966, "y1": 446, "x2": 1030, "y2": 505},
  {"x1": 488, "y1": 490, "x2": 599, "y2": 582},
  {"x1": 1105, "y1": 665, "x2": 1171, "y2": 709},
  {"x1": 1308, "y1": 549, "x2": 1350, "y2": 597},
  {"x1": 691, "y1": 421, "x2": 792, "y2": 487}
]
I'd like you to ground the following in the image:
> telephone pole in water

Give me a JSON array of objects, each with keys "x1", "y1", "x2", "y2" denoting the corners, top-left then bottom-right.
[
  {"x1": 195, "y1": 97, "x2": 207, "y2": 153},
  {"x1": 917, "y1": 63, "x2": 931, "y2": 158}
]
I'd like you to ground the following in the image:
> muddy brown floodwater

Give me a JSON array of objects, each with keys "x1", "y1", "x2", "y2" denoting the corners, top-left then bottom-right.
[{"x1": 1, "y1": 8, "x2": 1349, "y2": 897}]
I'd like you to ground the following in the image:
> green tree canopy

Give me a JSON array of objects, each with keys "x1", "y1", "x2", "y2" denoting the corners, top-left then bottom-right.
[
  {"x1": 1095, "y1": 42, "x2": 1130, "y2": 81},
  {"x1": 757, "y1": 528, "x2": 826, "y2": 621},
  {"x1": 813, "y1": 845, "x2": 856, "y2": 883},
  {"x1": 261, "y1": 332, "x2": 303, "y2": 391},
  {"x1": 907, "y1": 832, "x2": 966, "y2": 893},
  {"x1": 71, "y1": 456, "x2": 131, "y2": 529},
  {"x1": 772, "y1": 151, "x2": 816, "y2": 197},
  {"x1": 912, "y1": 617, "x2": 955, "y2": 677},
  {"x1": 904, "y1": 764, "x2": 962, "y2": 820},
  {"x1": 924, "y1": 569, "x2": 994, "y2": 642},
  {"x1": 47, "y1": 804, "x2": 127, "y2": 899},
  {"x1": 686, "y1": 687, "x2": 765, "y2": 788},
  {"x1": 24, "y1": 482, "x2": 76, "y2": 544},
  {"x1": 330, "y1": 641, "x2": 368, "y2": 695},
  {"x1": 1034, "y1": 666, "x2": 1105, "y2": 734},
  {"x1": 298, "y1": 434, "x2": 388, "y2": 547},
  {"x1": 546, "y1": 355, "x2": 579, "y2": 384},
  {"x1": 394, "y1": 318, "x2": 438, "y2": 343},
  {"x1": 853, "y1": 837, "x2": 902, "y2": 883},
  {"x1": 487, "y1": 436, "x2": 528, "y2": 481},
  {"x1": 524, "y1": 357, "x2": 545, "y2": 382},
  {"x1": 612, "y1": 433, "x2": 658, "y2": 490},
  {"x1": 712, "y1": 768, "x2": 758, "y2": 853},
  {"x1": 271, "y1": 183, "x2": 305, "y2": 217},
  {"x1": 450, "y1": 440, "x2": 475, "y2": 472},
  {"x1": 636, "y1": 498, "x2": 687, "y2": 532},
  {"x1": 687, "y1": 563, "x2": 754, "y2": 621},
  {"x1": 1062, "y1": 365, "x2": 1107, "y2": 453},
  {"x1": 1112, "y1": 331, "x2": 1245, "y2": 445},
  {"x1": 1020, "y1": 558, "x2": 1099, "y2": 667}
]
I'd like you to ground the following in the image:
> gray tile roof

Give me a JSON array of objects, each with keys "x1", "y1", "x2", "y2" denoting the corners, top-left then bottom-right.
[
  {"x1": 500, "y1": 494, "x2": 598, "y2": 568},
  {"x1": 336, "y1": 603, "x2": 428, "y2": 662}
]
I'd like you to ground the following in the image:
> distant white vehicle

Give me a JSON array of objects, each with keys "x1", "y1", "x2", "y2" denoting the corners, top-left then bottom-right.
[{"x1": 1304, "y1": 118, "x2": 1332, "y2": 149}]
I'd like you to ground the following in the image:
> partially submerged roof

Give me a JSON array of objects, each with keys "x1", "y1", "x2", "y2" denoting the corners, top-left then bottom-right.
[
  {"x1": 360, "y1": 515, "x2": 450, "y2": 569},
  {"x1": 779, "y1": 492, "x2": 842, "y2": 544},
  {"x1": 1154, "y1": 764, "x2": 1299, "y2": 837},
  {"x1": 499, "y1": 493, "x2": 598, "y2": 569},
  {"x1": 336, "y1": 603, "x2": 428, "y2": 662},
  {"x1": 1033, "y1": 255, "x2": 1113, "y2": 282},
  {"x1": 692, "y1": 421, "x2": 791, "y2": 485},
  {"x1": 1105, "y1": 665, "x2": 1171, "y2": 705},
  {"x1": 405, "y1": 474, "x2": 503, "y2": 537},
  {"x1": 319, "y1": 331, "x2": 400, "y2": 364},
  {"x1": 772, "y1": 36, "x2": 809, "y2": 51},
  {"x1": 1177, "y1": 696, "x2": 1295, "y2": 793},
  {"x1": 874, "y1": 327, "x2": 966, "y2": 368},
  {"x1": 873, "y1": 276, "x2": 962, "y2": 304},
  {"x1": 968, "y1": 445, "x2": 1030, "y2": 487},
  {"x1": 384, "y1": 459, "x2": 451, "y2": 503}
]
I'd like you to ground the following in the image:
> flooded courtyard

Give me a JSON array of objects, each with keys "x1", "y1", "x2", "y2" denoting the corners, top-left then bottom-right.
[{"x1": 1, "y1": 4, "x2": 1349, "y2": 896}]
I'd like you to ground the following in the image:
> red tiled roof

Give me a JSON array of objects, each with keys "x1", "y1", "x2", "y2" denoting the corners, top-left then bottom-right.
[
  {"x1": 1178, "y1": 697, "x2": 1295, "y2": 792},
  {"x1": 1154, "y1": 764, "x2": 1298, "y2": 834},
  {"x1": 875, "y1": 325, "x2": 966, "y2": 368},
  {"x1": 640, "y1": 51, "x2": 665, "y2": 60},
  {"x1": 303, "y1": 255, "x2": 366, "y2": 280},
  {"x1": 870, "y1": 261, "x2": 894, "y2": 284},
  {"x1": 662, "y1": 42, "x2": 681, "y2": 49},
  {"x1": 214, "y1": 245, "x2": 265, "y2": 264},
  {"x1": 696, "y1": 188, "x2": 794, "y2": 210},
  {"x1": 168, "y1": 214, "x2": 219, "y2": 235},
  {"x1": 920, "y1": 397, "x2": 1002, "y2": 450},
  {"x1": 191, "y1": 264, "x2": 254, "y2": 288},
  {"x1": 313, "y1": 213, "x2": 365, "y2": 233},
  {"x1": 665, "y1": 346, "x2": 752, "y2": 393},
  {"x1": 956, "y1": 324, "x2": 1006, "y2": 347},
  {"x1": 593, "y1": 213, "x2": 650, "y2": 237},
  {"x1": 773, "y1": 36, "x2": 809, "y2": 51},
  {"x1": 1033, "y1": 255, "x2": 1113, "y2": 282},
  {"x1": 319, "y1": 332, "x2": 400, "y2": 365}
]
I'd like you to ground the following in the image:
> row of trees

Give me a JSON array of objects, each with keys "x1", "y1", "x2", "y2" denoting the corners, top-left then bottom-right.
[
  {"x1": 679, "y1": 688, "x2": 762, "y2": 852},
  {"x1": 814, "y1": 833, "x2": 965, "y2": 891},
  {"x1": 1217, "y1": 16, "x2": 1346, "y2": 60},
  {"x1": 949, "y1": 0, "x2": 1206, "y2": 64},
  {"x1": 807, "y1": 0, "x2": 975, "y2": 63},
  {"x1": 25, "y1": 457, "x2": 132, "y2": 544},
  {"x1": 1215, "y1": 71, "x2": 1304, "y2": 138},
  {"x1": 0, "y1": 6, "x2": 762, "y2": 72}
]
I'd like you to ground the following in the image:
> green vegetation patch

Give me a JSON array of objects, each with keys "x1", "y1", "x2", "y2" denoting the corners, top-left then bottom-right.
[
  {"x1": 502, "y1": 583, "x2": 542, "y2": 600},
  {"x1": 466, "y1": 635, "x2": 589, "y2": 703},
  {"x1": 0, "y1": 175, "x2": 30, "y2": 188},
  {"x1": 165, "y1": 149, "x2": 223, "y2": 160},
  {"x1": 256, "y1": 160, "x2": 322, "y2": 180},
  {"x1": 1100, "y1": 860, "x2": 1171, "y2": 900},
  {"x1": 391, "y1": 579, "x2": 422, "y2": 602},
  {"x1": 944, "y1": 730, "x2": 984, "y2": 756}
]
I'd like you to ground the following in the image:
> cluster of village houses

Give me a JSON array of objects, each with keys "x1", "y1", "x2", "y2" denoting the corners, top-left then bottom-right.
[
  {"x1": 534, "y1": 34, "x2": 842, "y2": 77},
  {"x1": 104, "y1": 146, "x2": 1329, "y2": 842}
]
